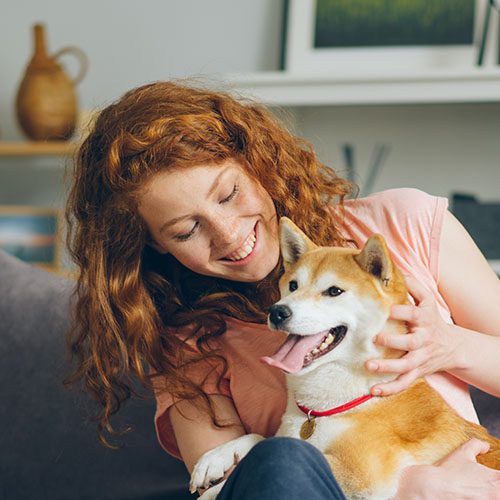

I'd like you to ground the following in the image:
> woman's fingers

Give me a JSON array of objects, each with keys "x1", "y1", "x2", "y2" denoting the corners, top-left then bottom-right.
[
  {"x1": 374, "y1": 331, "x2": 424, "y2": 351},
  {"x1": 437, "y1": 439, "x2": 491, "y2": 465},
  {"x1": 366, "y1": 350, "x2": 424, "y2": 374},
  {"x1": 389, "y1": 304, "x2": 420, "y2": 323},
  {"x1": 402, "y1": 274, "x2": 433, "y2": 305},
  {"x1": 370, "y1": 369, "x2": 420, "y2": 396}
]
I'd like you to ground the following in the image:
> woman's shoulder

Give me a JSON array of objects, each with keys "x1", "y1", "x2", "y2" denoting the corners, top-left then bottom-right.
[
  {"x1": 339, "y1": 187, "x2": 448, "y2": 231},
  {"x1": 344, "y1": 187, "x2": 443, "y2": 213},
  {"x1": 335, "y1": 188, "x2": 449, "y2": 280}
]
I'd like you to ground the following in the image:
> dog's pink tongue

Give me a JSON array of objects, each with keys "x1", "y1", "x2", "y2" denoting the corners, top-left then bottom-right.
[{"x1": 260, "y1": 331, "x2": 326, "y2": 373}]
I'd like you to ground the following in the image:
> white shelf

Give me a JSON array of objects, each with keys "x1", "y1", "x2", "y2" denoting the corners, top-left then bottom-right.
[{"x1": 225, "y1": 68, "x2": 500, "y2": 106}]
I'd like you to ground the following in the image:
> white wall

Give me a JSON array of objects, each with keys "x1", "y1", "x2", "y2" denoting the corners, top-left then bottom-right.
[
  {"x1": 297, "y1": 102, "x2": 500, "y2": 201},
  {"x1": 0, "y1": 0, "x2": 283, "y2": 207},
  {"x1": 1, "y1": 0, "x2": 499, "y2": 212},
  {"x1": 2, "y1": 0, "x2": 283, "y2": 131}
]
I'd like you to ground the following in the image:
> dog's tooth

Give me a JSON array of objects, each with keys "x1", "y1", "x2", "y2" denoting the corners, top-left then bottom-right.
[
  {"x1": 312, "y1": 348, "x2": 320, "y2": 354},
  {"x1": 320, "y1": 342, "x2": 328, "y2": 350},
  {"x1": 325, "y1": 334, "x2": 334, "y2": 345}
]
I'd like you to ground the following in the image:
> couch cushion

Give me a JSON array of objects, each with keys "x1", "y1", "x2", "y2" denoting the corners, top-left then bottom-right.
[{"x1": 0, "y1": 251, "x2": 192, "y2": 500}]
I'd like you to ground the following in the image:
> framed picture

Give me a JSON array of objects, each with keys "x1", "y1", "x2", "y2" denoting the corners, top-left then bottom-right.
[
  {"x1": 282, "y1": 0, "x2": 492, "y2": 74},
  {"x1": 0, "y1": 206, "x2": 63, "y2": 271}
]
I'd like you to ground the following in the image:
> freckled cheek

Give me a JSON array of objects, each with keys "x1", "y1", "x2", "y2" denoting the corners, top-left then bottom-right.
[
  {"x1": 173, "y1": 242, "x2": 213, "y2": 272},
  {"x1": 246, "y1": 197, "x2": 274, "y2": 223}
]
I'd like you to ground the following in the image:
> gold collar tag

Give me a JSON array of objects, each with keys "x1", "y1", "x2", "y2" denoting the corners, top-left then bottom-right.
[{"x1": 299, "y1": 411, "x2": 316, "y2": 440}]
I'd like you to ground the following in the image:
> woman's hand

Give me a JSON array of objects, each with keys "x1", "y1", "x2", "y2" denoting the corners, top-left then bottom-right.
[
  {"x1": 395, "y1": 439, "x2": 500, "y2": 500},
  {"x1": 366, "y1": 274, "x2": 460, "y2": 396}
]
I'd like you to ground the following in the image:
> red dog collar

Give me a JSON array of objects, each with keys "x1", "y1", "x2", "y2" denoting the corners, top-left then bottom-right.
[{"x1": 297, "y1": 394, "x2": 373, "y2": 418}]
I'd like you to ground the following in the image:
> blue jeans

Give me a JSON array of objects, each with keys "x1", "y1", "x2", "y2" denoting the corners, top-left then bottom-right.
[{"x1": 217, "y1": 437, "x2": 346, "y2": 499}]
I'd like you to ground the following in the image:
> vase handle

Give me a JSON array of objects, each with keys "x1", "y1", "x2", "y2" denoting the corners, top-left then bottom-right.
[{"x1": 52, "y1": 46, "x2": 89, "y2": 86}]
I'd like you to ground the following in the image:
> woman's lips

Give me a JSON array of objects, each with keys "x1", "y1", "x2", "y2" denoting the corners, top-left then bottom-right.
[
  {"x1": 224, "y1": 228, "x2": 256, "y2": 260},
  {"x1": 220, "y1": 222, "x2": 259, "y2": 265}
]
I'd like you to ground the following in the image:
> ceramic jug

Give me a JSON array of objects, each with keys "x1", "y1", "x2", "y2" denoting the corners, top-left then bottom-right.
[{"x1": 16, "y1": 23, "x2": 88, "y2": 141}]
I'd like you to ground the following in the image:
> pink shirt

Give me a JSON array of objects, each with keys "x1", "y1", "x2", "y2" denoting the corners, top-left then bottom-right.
[{"x1": 153, "y1": 188, "x2": 478, "y2": 460}]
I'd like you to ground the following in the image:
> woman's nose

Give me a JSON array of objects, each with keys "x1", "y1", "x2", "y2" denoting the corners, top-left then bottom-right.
[{"x1": 210, "y1": 215, "x2": 238, "y2": 247}]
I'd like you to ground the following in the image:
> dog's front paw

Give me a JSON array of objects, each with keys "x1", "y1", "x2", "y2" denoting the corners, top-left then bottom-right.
[
  {"x1": 189, "y1": 433, "x2": 264, "y2": 493},
  {"x1": 198, "y1": 481, "x2": 225, "y2": 500}
]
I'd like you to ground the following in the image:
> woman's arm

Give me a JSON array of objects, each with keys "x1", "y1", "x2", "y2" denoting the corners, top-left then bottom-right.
[
  {"x1": 367, "y1": 210, "x2": 500, "y2": 396},
  {"x1": 438, "y1": 210, "x2": 500, "y2": 338},
  {"x1": 438, "y1": 209, "x2": 500, "y2": 395},
  {"x1": 170, "y1": 394, "x2": 246, "y2": 473}
]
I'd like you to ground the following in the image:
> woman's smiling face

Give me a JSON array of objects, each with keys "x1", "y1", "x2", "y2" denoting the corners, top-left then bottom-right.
[{"x1": 137, "y1": 158, "x2": 280, "y2": 283}]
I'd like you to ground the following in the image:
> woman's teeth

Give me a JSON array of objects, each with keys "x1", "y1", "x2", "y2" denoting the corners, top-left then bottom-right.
[{"x1": 225, "y1": 230, "x2": 256, "y2": 261}]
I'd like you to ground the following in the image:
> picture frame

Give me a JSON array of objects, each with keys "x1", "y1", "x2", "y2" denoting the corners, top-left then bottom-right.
[
  {"x1": 0, "y1": 206, "x2": 63, "y2": 271},
  {"x1": 282, "y1": 0, "x2": 494, "y2": 74}
]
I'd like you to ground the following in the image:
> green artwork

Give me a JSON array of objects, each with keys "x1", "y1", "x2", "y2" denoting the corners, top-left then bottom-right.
[{"x1": 315, "y1": 0, "x2": 475, "y2": 48}]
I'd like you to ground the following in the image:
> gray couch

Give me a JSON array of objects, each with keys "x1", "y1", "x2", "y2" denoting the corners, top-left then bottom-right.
[
  {"x1": 0, "y1": 250, "x2": 193, "y2": 500},
  {"x1": 1, "y1": 250, "x2": 498, "y2": 500}
]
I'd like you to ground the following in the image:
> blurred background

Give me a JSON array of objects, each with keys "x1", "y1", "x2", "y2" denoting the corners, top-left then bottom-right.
[{"x1": 1, "y1": 0, "x2": 499, "y2": 272}]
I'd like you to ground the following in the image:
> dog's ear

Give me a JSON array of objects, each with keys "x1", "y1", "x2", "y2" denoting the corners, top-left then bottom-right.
[
  {"x1": 354, "y1": 234, "x2": 393, "y2": 285},
  {"x1": 279, "y1": 217, "x2": 317, "y2": 267}
]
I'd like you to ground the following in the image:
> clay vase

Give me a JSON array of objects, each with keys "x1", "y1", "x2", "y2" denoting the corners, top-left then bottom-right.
[{"x1": 16, "y1": 24, "x2": 88, "y2": 141}]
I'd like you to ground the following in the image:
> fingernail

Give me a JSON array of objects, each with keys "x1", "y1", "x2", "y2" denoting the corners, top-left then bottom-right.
[
  {"x1": 367, "y1": 361, "x2": 378, "y2": 371},
  {"x1": 372, "y1": 335, "x2": 378, "y2": 344},
  {"x1": 372, "y1": 388, "x2": 382, "y2": 395}
]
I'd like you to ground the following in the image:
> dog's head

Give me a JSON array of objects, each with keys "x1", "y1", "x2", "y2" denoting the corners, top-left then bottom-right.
[{"x1": 261, "y1": 217, "x2": 408, "y2": 376}]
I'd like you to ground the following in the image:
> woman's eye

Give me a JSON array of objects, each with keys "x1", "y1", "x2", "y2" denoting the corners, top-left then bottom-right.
[
  {"x1": 172, "y1": 183, "x2": 239, "y2": 242},
  {"x1": 220, "y1": 184, "x2": 239, "y2": 203},
  {"x1": 289, "y1": 280, "x2": 298, "y2": 292},
  {"x1": 175, "y1": 221, "x2": 199, "y2": 242}
]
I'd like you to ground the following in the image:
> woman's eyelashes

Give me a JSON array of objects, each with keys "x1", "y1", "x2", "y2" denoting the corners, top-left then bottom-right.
[
  {"x1": 220, "y1": 183, "x2": 239, "y2": 203},
  {"x1": 175, "y1": 221, "x2": 199, "y2": 241},
  {"x1": 173, "y1": 184, "x2": 240, "y2": 242}
]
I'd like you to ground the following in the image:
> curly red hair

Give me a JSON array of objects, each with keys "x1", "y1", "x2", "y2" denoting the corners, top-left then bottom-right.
[{"x1": 64, "y1": 79, "x2": 355, "y2": 448}]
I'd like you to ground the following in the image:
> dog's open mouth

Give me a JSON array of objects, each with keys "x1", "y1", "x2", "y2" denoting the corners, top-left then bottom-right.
[{"x1": 260, "y1": 325, "x2": 347, "y2": 374}]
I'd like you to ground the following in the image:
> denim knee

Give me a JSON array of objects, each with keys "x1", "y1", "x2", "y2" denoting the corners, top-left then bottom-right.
[
  {"x1": 218, "y1": 437, "x2": 346, "y2": 499},
  {"x1": 246, "y1": 436, "x2": 324, "y2": 468},
  {"x1": 242, "y1": 436, "x2": 334, "y2": 481}
]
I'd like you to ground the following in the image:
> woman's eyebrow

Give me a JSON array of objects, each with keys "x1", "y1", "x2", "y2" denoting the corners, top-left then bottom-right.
[{"x1": 159, "y1": 166, "x2": 232, "y2": 234}]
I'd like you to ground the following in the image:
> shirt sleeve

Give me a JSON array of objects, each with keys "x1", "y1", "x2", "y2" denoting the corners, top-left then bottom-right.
[
  {"x1": 152, "y1": 352, "x2": 232, "y2": 460},
  {"x1": 365, "y1": 188, "x2": 449, "y2": 282},
  {"x1": 428, "y1": 192, "x2": 448, "y2": 282}
]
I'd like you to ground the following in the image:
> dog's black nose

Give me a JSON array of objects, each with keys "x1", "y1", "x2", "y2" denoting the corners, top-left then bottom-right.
[{"x1": 268, "y1": 304, "x2": 293, "y2": 326}]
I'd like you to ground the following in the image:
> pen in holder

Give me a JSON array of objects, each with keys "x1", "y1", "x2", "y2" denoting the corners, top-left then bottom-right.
[
  {"x1": 477, "y1": 0, "x2": 500, "y2": 66},
  {"x1": 362, "y1": 144, "x2": 391, "y2": 197},
  {"x1": 340, "y1": 143, "x2": 391, "y2": 197}
]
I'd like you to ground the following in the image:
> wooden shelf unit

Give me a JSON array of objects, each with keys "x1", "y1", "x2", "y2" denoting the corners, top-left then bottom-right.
[{"x1": 0, "y1": 141, "x2": 77, "y2": 157}]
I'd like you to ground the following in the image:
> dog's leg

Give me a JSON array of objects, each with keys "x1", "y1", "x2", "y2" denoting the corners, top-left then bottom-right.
[
  {"x1": 198, "y1": 481, "x2": 225, "y2": 500},
  {"x1": 189, "y1": 433, "x2": 265, "y2": 494},
  {"x1": 463, "y1": 424, "x2": 500, "y2": 470},
  {"x1": 478, "y1": 449, "x2": 500, "y2": 470},
  {"x1": 476, "y1": 435, "x2": 500, "y2": 470}
]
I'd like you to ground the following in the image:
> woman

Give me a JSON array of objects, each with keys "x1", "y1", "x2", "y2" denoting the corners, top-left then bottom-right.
[{"x1": 65, "y1": 80, "x2": 500, "y2": 499}]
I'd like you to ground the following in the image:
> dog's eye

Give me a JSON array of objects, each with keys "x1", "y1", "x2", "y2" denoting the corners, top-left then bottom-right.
[
  {"x1": 289, "y1": 280, "x2": 298, "y2": 292},
  {"x1": 324, "y1": 286, "x2": 343, "y2": 297}
]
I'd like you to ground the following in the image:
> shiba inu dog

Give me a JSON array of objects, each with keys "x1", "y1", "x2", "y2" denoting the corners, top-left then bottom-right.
[{"x1": 190, "y1": 217, "x2": 500, "y2": 499}]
